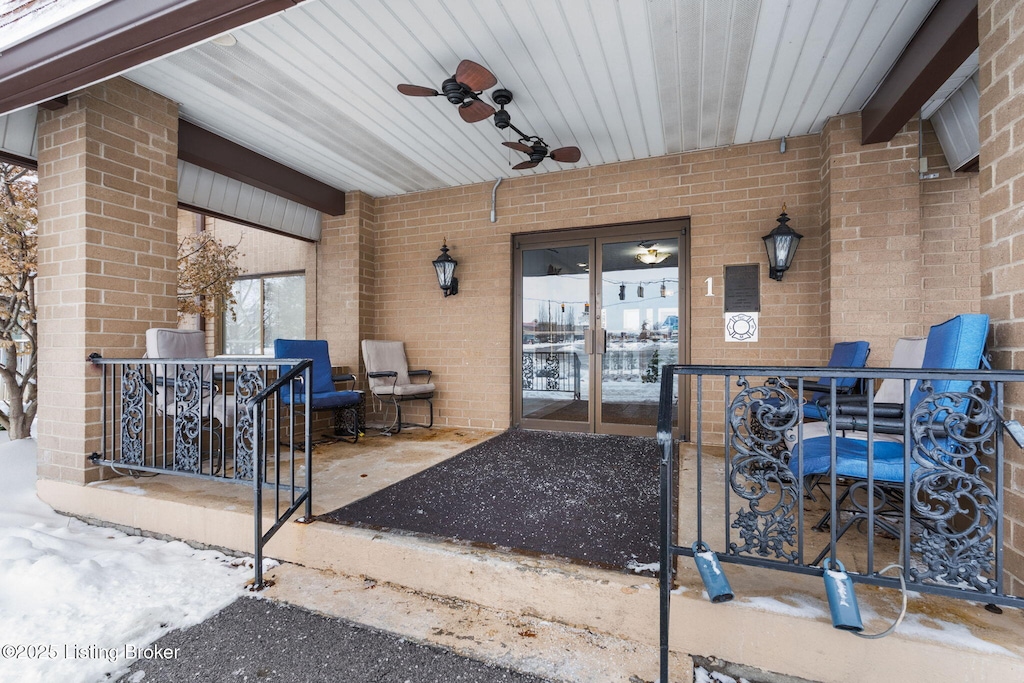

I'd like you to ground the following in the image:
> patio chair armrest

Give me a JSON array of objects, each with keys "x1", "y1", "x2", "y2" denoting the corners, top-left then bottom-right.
[
  {"x1": 409, "y1": 369, "x2": 432, "y2": 381},
  {"x1": 368, "y1": 371, "x2": 398, "y2": 379},
  {"x1": 832, "y1": 401, "x2": 904, "y2": 418},
  {"x1": 831, "y1": 415, "x2": 912, "y2": 435},
  {"x1": 332, "y1": 373, "x2": 356, "y2": 385}
]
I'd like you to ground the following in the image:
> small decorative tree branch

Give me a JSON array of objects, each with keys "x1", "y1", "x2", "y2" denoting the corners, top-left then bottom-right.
[{"x1": 177, "y1": 232, "x2": 242, "y2": 321}]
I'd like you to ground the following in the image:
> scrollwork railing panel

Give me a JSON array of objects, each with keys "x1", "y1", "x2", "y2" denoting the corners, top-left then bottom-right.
[
  {"x1": 727, "y1": 376, "x2": 800, "y2": 563},
  {"x1": 233, "y1": 370, "x2": 264, "y2": 481},
  {"x1": 172, "y1": 366, "x2": 203, "y2": 473},
  {"x1": 909, "y1": 384, "x2": 1000, "y2": 593},
  {"x1": 119, "y1": 364, "x2": 147, "y2": 466}
]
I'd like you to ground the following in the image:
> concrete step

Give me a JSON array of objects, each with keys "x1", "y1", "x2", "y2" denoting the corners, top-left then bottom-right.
[{"x1": 41, "y1": 475, "x2": 1024, "y2": 683}]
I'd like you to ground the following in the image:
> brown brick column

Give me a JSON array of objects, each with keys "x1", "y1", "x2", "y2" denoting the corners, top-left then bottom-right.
[
  {"x1": 819, "y1": 112, "x2": 923, "y2": 363},
  {"x1": 316, "y1": 191, "x2": 376, "y2": 374},
  {"x1": 36, "y1": 78, "x2": 179, "y2": 484},
  {"x1": 979, "y1": 0, "x2": 1024, "y2": 594}
]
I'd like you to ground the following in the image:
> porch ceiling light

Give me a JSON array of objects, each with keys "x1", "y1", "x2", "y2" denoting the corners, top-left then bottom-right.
[
  {"x1": 762, "y1": 206, "x2": 803, "y2": 281},
  {"x1": 432, "y1": 239, "x2": 458, "y2": 297},
  {"x1": 636, "y1": 244, "x2": 669, "y2": 265}
]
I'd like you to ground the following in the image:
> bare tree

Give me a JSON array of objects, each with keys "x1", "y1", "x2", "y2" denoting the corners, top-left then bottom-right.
[
  {"x1": 0, "y1": 163, "x2": 37, "y2": 439},
  {"x1": 177, "y1": 232, "x2": 242, "y2": 321}
]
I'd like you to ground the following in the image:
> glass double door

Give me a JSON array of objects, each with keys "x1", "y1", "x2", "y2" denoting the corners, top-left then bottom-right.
[{"x1": 515, "y1": 222, "x2": 685, "y2": 436}]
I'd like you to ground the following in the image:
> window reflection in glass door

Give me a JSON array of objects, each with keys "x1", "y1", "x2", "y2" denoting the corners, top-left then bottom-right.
[
  {"x1": 519, "y1": 244, "x2": 590, "y2": 425},
  {"x1": 598, "y1": 238, "x2": 679, "y2": 429}
]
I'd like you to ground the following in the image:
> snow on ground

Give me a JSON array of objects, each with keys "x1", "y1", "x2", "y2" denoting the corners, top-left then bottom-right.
[{"x1": 0, "y1": 433, "x2": 254, "y2": 683}]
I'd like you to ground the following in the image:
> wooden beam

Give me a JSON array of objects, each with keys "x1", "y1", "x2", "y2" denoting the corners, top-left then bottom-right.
[
  {"x1": 0, "y1": 150, "x2": 37, "y2": 170},
  {"x1": 0, "y1": 0, "x2": 303, "y2": 116},
  {"x1": 861, "y1": 0, "x2": 978, "y2": 145},
  {"x1": 37, "y1": 96, "x2": 68, "y2": 111},
  {"x1": 178, "y1": 120, "x2": 345, "y2": 216}
]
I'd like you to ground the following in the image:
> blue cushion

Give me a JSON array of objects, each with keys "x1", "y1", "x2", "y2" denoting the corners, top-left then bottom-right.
[
  {"x1": 308, "y1": 391, "x2": 361, "y2": 410},
  {"x1": 274, "y1": 339, "x2": 343, "y2": 403},
  {"x1": 803, "y1": 403, "x2": 829, "y2": 421},
  {"x1": 795, "y1": 436, "x2": 915, "y2": 483},
  {"x1": 908, "y1": 314, "x2": 989, "y2": 407},
  {"x1": 824, "y1": 341, "x2": 871, "y2": 389},
  {"x1": 798, "y1": 340, "x2": 870, "y2": 419}
]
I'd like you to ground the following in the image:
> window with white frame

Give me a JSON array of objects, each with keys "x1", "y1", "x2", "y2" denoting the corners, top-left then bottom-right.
[{"x1": 223, "y1": 273, "x2": 305, "y2": 355}]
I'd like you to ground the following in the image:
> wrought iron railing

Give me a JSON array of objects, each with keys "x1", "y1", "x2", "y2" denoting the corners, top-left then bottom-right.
[
  {"x1": 88, "y1": 355, "x2": 315, "y2": 589},
  {"x1": 657, "y1": 365, "x2": 1024, "y2": 682},
  {"x1": 522, "y1": 351, "x2": 582, "y2": 399}
]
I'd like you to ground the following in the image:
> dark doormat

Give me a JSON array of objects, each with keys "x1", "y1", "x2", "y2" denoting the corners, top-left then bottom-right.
[{"x1": 318, "y1": 429, "x2": 661, "y2": 574}]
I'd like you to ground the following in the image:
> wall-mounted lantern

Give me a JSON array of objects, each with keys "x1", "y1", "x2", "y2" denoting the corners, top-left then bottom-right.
[
  {"x1": 432, "y1": 239, "x2": 458, "y2": 297},
  {"x1": 762, "y1": 206, "x2": 803, "y2": 281}
]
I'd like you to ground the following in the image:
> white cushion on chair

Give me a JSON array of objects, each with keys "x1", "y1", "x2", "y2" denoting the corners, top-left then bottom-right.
[
  {"x1": 146, "y1": 328, "x2": 207, "y2": 359},
  {"x1": 361, "y1": 340, "x2": 434, "y2": 397},
  {"x1": 144, "y1": 327, "x2": 235, "y2": 427},
  {"x1": 875, "y1": 336, "x2": 927, "y2": 404}
]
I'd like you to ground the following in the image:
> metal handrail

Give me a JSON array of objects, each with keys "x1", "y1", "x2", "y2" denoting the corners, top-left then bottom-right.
[{"x1": 87, "y1": 355, "x2": 314, "y2": 589}]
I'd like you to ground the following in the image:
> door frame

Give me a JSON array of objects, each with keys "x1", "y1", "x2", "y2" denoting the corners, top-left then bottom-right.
[{"x1": 512, "y1": 218, "x2": 690, "y2": 438}]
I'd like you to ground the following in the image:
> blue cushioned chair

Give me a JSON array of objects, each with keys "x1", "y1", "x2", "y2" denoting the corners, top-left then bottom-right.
[
  {"x1": 793, "y1": 314, "x2": 990, "y2": 564},
  {"x1": 274, "y1": 339, "x2": 363, "y2": 444},
  {"x1": 799, "y1": 340, "x2": 871, "y2": 421}
]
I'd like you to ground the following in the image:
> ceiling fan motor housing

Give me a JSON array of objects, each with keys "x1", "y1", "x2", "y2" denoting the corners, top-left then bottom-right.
[
  {"x1": 531, "y1": 143, "x2": 548, "y2": 163},
  {"x1": 493, "y1": 109, "x2": 511, "y2": 129},
  {"x1": 442, "y1": 77, "x2": 468, "y2": 104}
]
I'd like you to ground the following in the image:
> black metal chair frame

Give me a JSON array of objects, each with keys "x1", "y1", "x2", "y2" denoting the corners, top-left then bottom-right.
[{"x1": 367, "y1": 369, "x2": 434, "y2": 434}]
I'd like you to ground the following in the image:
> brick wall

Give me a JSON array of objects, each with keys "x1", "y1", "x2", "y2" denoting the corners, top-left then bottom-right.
[
  {"x1": 318, "y1": 191, "x2": 375, "y2": 374},
  {"x1": 919, "y1": 120, "x2": 981, "y2": 324},
  {"x1": 820, "y1": 113, "x2": 924, "y2": 365},
  {"x1": 37, "y1": 78, "x2": 178, "y2": 484},
  {"x1": 371, "y1": 134, "x2": 821, "y2": 433},
  {"x1": 364, "y1": 117, "x2": 980, "y2": 439},
  {"x1": 979, "y1": 0, "x2": 1024, "y2": 595}
]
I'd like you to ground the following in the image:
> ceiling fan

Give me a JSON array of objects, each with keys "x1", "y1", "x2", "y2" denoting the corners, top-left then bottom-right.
[
  {"x1": 397, "y1": 59, "x2": 497, "y2": 123},
  {"x1": 492, "y1": 89, "x2": 581, "y2": 169},
  {"x1": 502, "y1": 138, "x2": 581, "y2": 170}
]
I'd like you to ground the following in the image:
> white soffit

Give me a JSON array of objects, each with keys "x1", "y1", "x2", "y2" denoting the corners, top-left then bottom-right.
[
  {"x1": 921, "y1": 48, "x2": 979, "y2": 120},
  {"x1": 177, "y1": 160, "x2": 322, "y2": 241},
  {"x1": 0, "y1": 105, "x2": 37, "y2": 160},
  {"x1": 115, "y1": 0, "x2": 938, "y2": 197},
  {"x1": 929, "y1": 71, "x2": 979, "y2": 172}
]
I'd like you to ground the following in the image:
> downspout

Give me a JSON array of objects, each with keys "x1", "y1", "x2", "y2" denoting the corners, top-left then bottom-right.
[{"x1": 490, "y1": 177, "x2": 503, "y2": 223}]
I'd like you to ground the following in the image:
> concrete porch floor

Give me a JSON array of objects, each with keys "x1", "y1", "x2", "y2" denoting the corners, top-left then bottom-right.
[{"x1": 36, "y1": 427, "x2": 1024, "y2": 683}]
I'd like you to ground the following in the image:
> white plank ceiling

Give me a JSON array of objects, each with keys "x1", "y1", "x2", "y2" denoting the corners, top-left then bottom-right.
[{"x1": 126, "y1": 1, "x2": 940, "y2": 197}]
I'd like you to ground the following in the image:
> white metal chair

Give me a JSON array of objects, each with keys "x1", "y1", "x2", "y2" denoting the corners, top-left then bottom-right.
[
  {"x1": 361, "y1": 340, "x2": 434, "y2": 434},
  {"x1": 145, "y1": 328, "x2": 235, "y2": 471}
]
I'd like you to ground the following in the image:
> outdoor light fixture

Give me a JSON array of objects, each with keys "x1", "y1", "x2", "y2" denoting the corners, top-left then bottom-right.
[
  {"x1": 762, "y1": 206, "x2": 803, "y2": 281},
  {"x1": 432, "y1": 239, "x2": 458, "y2": 297},
  {"x1": 636, "y1": 244, "x2": 669, "y2": 265}
]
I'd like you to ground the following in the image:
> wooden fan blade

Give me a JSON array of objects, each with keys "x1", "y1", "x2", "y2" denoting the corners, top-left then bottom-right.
[
  {"x1": 549, "y1": 146, "x2": 582, "y2": 163},
  {"x1": 502, "y1": 141, "x2": 533, "y2": 154},
  {"x1": 397, "y1": 84, "x2": 439, "y2": 97},
  {"x1": 459, "y1": 100, "x2": 495, "y2": 123},
  {"x1": 455, "y1": 59, "x2": 497, "y2": 92},
  {"x1": 513, "y1": 160, "x2": 539, "y2": 170}
]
